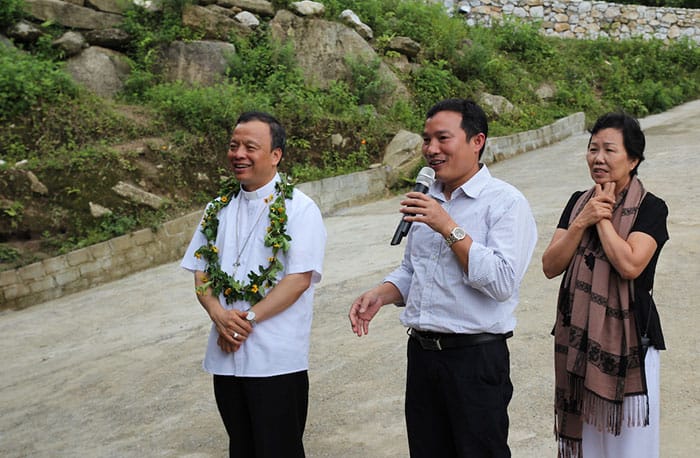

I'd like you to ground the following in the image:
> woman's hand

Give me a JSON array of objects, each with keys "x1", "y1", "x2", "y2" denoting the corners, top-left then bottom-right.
[{"x1": 574, "y1": 183, "x2": 616, "y2": 229}]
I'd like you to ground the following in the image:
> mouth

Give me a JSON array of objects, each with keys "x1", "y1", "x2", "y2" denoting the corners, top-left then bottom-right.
[
  {"x1": 232, "y1": 163, "x2": 252, "y2": 170},
  {"x1": 427, "y1": 158, "x2": 445, "y2": 167}
]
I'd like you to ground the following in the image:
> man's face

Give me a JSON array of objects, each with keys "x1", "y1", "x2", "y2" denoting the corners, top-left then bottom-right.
[
  {"x1": 227, "y1": 120, "x2": 281, "y2": 191},
  {"x1": 422, "y1": 110, "x2": 484, "y2": 196}
]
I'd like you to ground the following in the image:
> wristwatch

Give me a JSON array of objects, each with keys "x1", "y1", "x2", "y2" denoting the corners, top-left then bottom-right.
[
  {"x1": 245, "y1": 310, "x2": 257, "y2": 326},
  {"x1": 445, "y1": 226, "x2": 466, "y2": 247}
]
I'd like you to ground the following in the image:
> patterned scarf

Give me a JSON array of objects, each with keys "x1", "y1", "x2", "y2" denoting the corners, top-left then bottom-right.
[{"x1": 554, "y1": 176, "x2": 648, "y2": 458}]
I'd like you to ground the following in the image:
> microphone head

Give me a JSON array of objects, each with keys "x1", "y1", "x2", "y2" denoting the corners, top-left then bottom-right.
[{"x1": 416, "y1": 167, "x2": 435, "y2": 187}]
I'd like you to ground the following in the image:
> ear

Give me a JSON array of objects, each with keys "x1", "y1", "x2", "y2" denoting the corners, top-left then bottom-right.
[
  {"x1": 629, "y1": 157, "x2": 640, "y2": 171},
  {"x1": 271, "y1": 147, "x2": 282, "y2": 166},
  {"x1": 470, "y1": 132, "x2": 486, "y2": 151}
]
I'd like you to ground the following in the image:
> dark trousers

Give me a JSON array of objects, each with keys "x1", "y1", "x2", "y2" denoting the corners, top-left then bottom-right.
[
  {"x1": 213, "y1": 371, "x2": 309, "y2": 458},
  {"x1": 405, "y1": 337, "x2": 513, "y2": 458}
]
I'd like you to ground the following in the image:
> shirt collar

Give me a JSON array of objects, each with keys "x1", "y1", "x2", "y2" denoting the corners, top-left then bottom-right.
[
  {"x1": 429, "y1": 164, "x2": 491, "y2": 201},
  {"x1": 241, "y1": 173, "x2": 280, "y2": 201}
]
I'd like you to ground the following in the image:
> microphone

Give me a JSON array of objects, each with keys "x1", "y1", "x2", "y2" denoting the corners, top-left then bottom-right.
[{"x1": 390, "y1": 167, "x2": 436, "y2": 245}]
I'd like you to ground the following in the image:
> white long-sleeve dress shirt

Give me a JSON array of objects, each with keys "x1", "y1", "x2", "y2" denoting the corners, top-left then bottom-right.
[{"x1": 385, "y1": 165, "x2": 537, "y2": 335}]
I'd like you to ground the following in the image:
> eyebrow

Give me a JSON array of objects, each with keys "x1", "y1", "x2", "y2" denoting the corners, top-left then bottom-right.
[{"x1": 423, "y1": 129, "x2": 453, "y2": 137}]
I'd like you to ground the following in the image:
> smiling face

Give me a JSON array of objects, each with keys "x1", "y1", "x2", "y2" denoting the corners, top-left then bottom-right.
[
  {"x1": 422, "y1": 110, "x2": 485, "y2": 198},
  {"x1": 586, "y1": 127, "x2": 639, "y2": 192},
  {"x1": 226, "y1": 120, "x2": 282, "y2": 191}
]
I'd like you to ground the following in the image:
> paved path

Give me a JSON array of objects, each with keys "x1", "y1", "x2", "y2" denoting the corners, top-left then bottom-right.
[{"x1": 2, "y1": 100, "x2": 699, "y2": 457}]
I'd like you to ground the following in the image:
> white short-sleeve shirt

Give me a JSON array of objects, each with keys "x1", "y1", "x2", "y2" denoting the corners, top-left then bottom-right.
[{"x1": 181, "y1": 174, "x2": 326, "y2": 377}]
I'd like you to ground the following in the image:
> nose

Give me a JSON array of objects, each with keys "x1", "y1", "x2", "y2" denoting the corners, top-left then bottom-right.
[
  {"x1": 423, "y1": 138, "x2": 439, "y2": 155},
  {"x1": 228, "y1": 144, "x2": 244, "y2": 159}
]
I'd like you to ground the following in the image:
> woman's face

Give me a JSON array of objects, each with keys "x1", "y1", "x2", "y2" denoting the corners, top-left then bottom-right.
[{"x1": 586, "y1": 127, "x2": 639, "y2": 193}]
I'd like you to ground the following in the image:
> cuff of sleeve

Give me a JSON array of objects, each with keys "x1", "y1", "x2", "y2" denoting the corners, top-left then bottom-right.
[{"x1": 465, "y1": 243, "x2": 489, "y2": 286}]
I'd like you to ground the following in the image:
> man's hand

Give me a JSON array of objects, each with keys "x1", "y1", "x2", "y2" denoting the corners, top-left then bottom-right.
[
  {"x1": 210, "y1": 307, "x2": 253, "y2": 353},
  {"x1": 400, "y1": 191, "x2": 453, "y2": 237},
  {"x1": 349, "y1": 291, "x2": 384, "y2": 337}
]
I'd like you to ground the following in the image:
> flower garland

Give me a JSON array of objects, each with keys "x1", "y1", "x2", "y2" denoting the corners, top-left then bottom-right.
[{"x1": 194, "y1": 175, "x2": 294, "y2": 305}]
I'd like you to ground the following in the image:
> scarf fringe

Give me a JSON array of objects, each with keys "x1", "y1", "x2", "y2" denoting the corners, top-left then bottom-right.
[
  {"x1": 557, "y1": 437, "x2": 582, "y2": 458},
  {"x1": 580, "y1": 390, "x2": 649, "y2": 435}
]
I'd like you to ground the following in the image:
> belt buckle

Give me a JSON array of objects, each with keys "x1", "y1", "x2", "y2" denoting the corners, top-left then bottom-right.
[
  {"x1": 411, "y1": 329, "x2": 442, "y2": 351},
  {"x1": 423, "y1": 336, "x2": 442, "y2": 351}
]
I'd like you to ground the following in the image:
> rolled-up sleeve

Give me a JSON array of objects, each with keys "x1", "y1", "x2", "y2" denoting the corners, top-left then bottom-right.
[{"x1": 465, "y1": 194, "x2": 537, "y2": 302}]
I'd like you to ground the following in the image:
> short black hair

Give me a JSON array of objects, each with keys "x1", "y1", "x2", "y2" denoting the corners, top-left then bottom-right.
[
  {"x1": 235, "y1": 111, "x2": 286, "y2": 156},
  {"x1": 589, "y1": 112, "x2": 645, "y2": 176},
  {"x1": 426, "y1": 98, "x2": 489, "y2": 158}
]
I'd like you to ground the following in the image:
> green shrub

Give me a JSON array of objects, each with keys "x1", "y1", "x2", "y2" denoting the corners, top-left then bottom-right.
[
  {"x1": 144, "y1": 81, "x2": 270, "y2": 136},
  {"x1": 344, "y1": 55, "x2": 395, "y2": 106},
  {"x1": 0, "y1": 245, "x2": 20, "y2": 263},
  {"x1": 0, "y1": 47, "x2": 78, "y2": 121},
  {"x1": 410, "y1": 60, "x2": 468, "y2": 114},
  {"x1": 0, "y1": 0, "x2": 24, "y2": 29}
]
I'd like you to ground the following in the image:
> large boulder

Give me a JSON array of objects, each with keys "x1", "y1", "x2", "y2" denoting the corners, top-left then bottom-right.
[
  {"x1": 339, "y1": 9, "x2": 373, "y2": 41},
  {"x1": 290, "y1": 0, "x2": 324, "y2": 17},
  {"x1": 382, "y1": 129, "x2": 424, "y2": 186},
  {"x1": 181, "y1": 4, "x2": 252, "y2": 39},
  {"x1": 23, "y1": 0, "x2": 123, "y2": 29},
  {"x1": 52, "y1": 31, "x2": 87, "y2": 57},
  {"x1": 65, "y1": 46, "x2": 130, "y2": 98},
  {"x1": 157, "y1": 40, "x2": 236, "y2": 86},
  {"x1": 86, "y1": 0, "x2": 131, "y2": 14},
  {"x1": 6, "y1": 20, "x2": 44, "y2": 44},
  {"x1": 84, "y1": 28, "x2": 132, "y2": 50},
  {"x1": 387, "y1": 36, "x2": 421, "y2": 59},
  {"x1": 270, "y1": 10, "x2": 409, "y2": 106},
  {"x1": 478, "y1": 92, "x2": 521, "y2": 119},
  {"x1": 217, "y1": 0, "x2": 275, "y2": 17}
]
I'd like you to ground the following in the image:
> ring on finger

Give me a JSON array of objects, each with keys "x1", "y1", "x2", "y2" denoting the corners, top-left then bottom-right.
[{"x1": 233, "y1": 332, "x2": 239, "y2": 339}]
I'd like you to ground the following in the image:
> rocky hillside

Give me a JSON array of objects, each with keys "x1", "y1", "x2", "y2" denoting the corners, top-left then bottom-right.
[
  {"x1": 1, "y1": 0, "x2": 445, "y2": 269},
  {"x1": 3, "y1": 0, "x2": 699, "y2": 271}
]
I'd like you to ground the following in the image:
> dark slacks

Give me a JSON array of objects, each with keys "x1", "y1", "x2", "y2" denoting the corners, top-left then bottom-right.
[
  {"x1": 405, "y1": 337, "x2": 513, "y2": 458},
  {"x1": 213, "y1": 371, "x2": 308, "y2": 458}
]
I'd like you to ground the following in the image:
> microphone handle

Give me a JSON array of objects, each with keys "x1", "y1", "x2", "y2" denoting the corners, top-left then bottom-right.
[
  {"x1": 390, "y1": 217, "x2": 411, "y2": 245},
  {"x1": 390, "y1": 181, "x2": 431, "y2": 246}
]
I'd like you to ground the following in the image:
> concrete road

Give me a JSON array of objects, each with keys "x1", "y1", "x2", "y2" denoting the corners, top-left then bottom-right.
[{"x1": 1, "y1": 100, "x2": 698, "y2": 457}]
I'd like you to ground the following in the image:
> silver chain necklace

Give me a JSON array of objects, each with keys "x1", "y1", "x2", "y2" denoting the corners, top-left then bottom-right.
[{"x1": 232, "y1": 192, "x2": 272, "y2": 276}]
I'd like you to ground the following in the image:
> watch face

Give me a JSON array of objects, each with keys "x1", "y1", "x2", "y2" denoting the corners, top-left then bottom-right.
[
  {"x1": 246, "y1": 311, "x2": 256, "y2": 321},
  {"x1": 453, "y1": 227, "x2": 466, "y2": 239}
]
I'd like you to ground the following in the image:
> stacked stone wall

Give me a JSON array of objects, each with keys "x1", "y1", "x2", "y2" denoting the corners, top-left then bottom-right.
[{"x1": 455, "y1": 0, "x2": 700, "y2": 43}]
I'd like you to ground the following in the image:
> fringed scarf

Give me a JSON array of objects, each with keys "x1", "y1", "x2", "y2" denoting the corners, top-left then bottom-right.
[{"x1": 554, "y1": 177, "x2": 649, "y2": 458}]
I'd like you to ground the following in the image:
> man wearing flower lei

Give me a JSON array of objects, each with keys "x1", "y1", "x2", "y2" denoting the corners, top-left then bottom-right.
[{"x1": 181, "y1": 111, "x2": 326, "y2": 458}]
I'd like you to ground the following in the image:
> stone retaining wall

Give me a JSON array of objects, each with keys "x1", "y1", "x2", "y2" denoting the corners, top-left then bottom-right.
[
  {"x1": 0, "y1": 112, "x2": 585, "y2": 310},
  {"x1": 454, "y1": 0, "x2": 700, "y2": 43}
]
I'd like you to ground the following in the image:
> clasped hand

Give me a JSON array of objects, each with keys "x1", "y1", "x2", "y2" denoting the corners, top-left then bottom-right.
[
  {"x1": 577, "y1": 182, "x2": 616, "y2": 228},
  {"x1": 211, "y1": 308, "x2": 253, "y2": 353}
]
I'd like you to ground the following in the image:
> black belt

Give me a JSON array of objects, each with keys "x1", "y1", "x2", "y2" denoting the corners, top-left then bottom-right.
[{"x1": 408, "y1": 328, "x2": 513, "y2": 351}]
